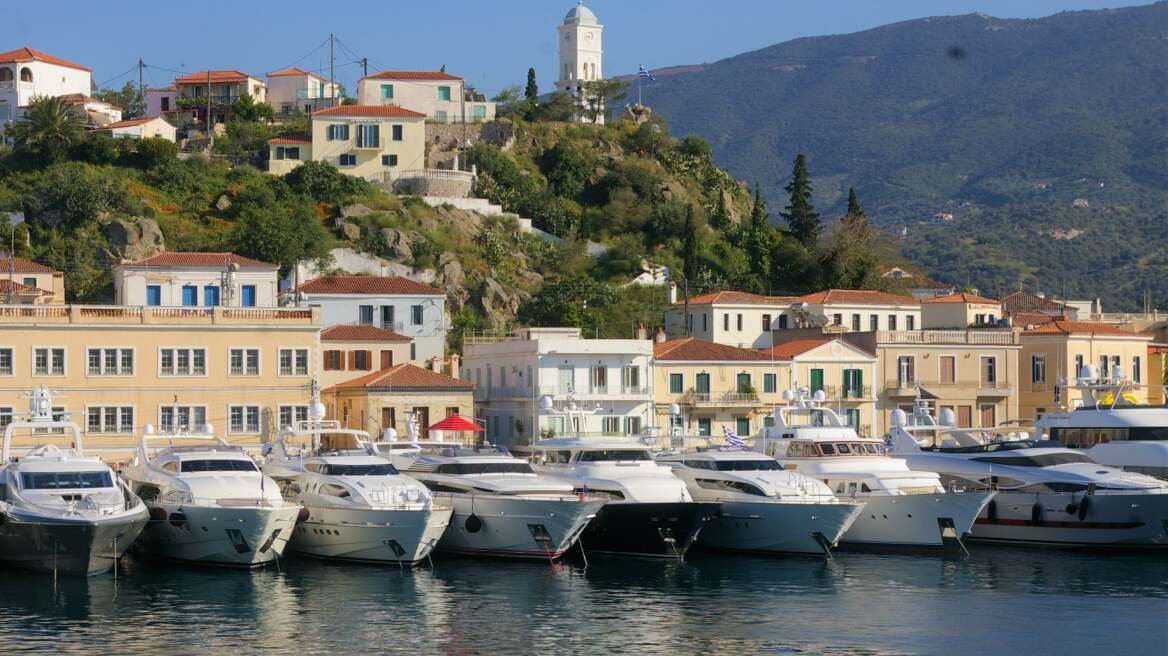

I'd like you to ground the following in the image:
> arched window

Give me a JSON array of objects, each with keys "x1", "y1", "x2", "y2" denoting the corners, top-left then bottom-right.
[
  {"x1": 19, "y1": 67, "x2": 33, "y2": 83},
  {"x1": 0, "y1": 68, "x2": 12, "y2": 82}
]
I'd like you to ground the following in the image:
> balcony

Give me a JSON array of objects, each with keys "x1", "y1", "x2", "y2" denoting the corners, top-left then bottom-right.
[
  {"x1": 0, "y1": 304, "x2": 318, "y2": 326},
  {"x1": 884, "y1": 378, "x2": 1013, "y2": 398},
  {"x1": 877, "y1": 329, "x2": 1020, "y2": 346},
  {"x1": 680, "y1": 390, "x2": 763, "y2": 407},
  {"x1": 354, "y1": 137, "x2": 383, "y2": 150},
  {"x1": 537, "y1": 385, "x2": 652, "y2": 400}
]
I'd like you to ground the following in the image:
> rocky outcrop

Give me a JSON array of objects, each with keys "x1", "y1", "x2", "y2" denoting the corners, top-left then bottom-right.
[
  {"x1": 381, "y1": 228, "x2": 418, "y2": 263},
  {"x1": 340, "y1": 222, "x2": 361, "y2": 241},
  {"x1": 479, "y1": 276, "x2": 528, "y2": 329},
  {"x1": 340, "y1": 204, "x2": 375, "y2": 219},
  {"x1": 437, "y1": 252, "x2": 469, "y2": 310},
  {"x1": 214, "y1": 194, "x2": 232, "y2": 211},
  {"x1": 101, "y1": 216, "x2": 164, "y2": 261}
]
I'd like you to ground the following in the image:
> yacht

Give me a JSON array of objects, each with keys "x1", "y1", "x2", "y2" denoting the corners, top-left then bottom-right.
[
  {"x1": 656, "y1": 447, "x2": 865, "y2": 555},
  {"x1": 0, "y1": 387, "x2": 149, "y2": 575},
  {"x1": 120, "y1": 427, "x2": 302, "y2": 567},
  {"x1": 528, "y1": 437, "x2": 720, "y2": 558},
  {"x1": 381, "y1": 422, "x2": 606, "y2": 560},
  {"x1": 889, "y1": 400, "x2": 1168, "y2": 549},
  {"x1": 754, "y1": 389, "x2": 994, "y2": 553},
  {"x1": 261, "y1": 414, "x2": 452, "y2": 564},
  {"x1": 1033, "y1": 364, "x2": 1168, "y2": 479}
]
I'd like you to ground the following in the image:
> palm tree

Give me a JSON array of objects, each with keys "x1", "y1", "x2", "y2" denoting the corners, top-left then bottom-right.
[{"x1": 8, "y1": 95, "x2": 85, "y2": 164}]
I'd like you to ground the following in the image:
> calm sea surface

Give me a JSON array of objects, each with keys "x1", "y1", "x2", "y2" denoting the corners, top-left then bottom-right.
[{"x1": 0, "y1": 548, "x2": 1165, "y2": 655}]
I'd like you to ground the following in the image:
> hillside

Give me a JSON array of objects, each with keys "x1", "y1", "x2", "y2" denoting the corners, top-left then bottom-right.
[{"x1": 639, "y1": 2, "x2": 1168, "y2": 309}]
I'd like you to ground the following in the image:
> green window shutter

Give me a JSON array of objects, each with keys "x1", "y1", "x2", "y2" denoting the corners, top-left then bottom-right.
[{"x1": 810, "y1": 369, "x2": 824, "y2": 393}]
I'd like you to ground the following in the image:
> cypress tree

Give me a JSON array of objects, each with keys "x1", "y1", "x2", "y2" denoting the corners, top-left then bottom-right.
[
  {"x1": 846, "y1": 187, "x2": 863, "y2": 218},
  {"x1": 524, "y1": 68, "x2": 539, "y2": 101},
  {"x1": 780, "y1": 154, "x2": 820, "y2": 249},
  {"x1": 709, "y1": 190, "x2": 730, "y2": 231},
  {"x1": 682, "y1": 204, "x2": 698, "y2": 283}
]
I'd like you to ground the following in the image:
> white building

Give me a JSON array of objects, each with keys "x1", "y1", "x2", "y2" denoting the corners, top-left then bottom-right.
[
  {"x1": 463, "y1": 327, "x2": 654, "y2": 447},
  {"x1": 113, "y1": 252, "x2": 280, "y2": 307},
  {"x1": 557, "y1": 2, "x2": 604, "y2": 124},
  {"x1": 266, "y1": 67, "x2": 338, "y2": 115},
  {"x1": 355, "y1": 71, "x2": 495, "y2": 123},
  {"x1": 91, "y1": 116, "x2": 176, "y2": 141},
  {"x1": 0, "y1": 46, "x2": 93, "y2": 130},
  {"x1": 294, "y1": 275, "x2": 447, "y2": 363}
]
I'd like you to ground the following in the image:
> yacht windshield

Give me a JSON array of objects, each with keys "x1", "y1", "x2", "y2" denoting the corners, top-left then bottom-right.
[
  {"x1": 578, "y1": 450, "x2": 651, "y2": 462},
  {"x1": 21, "y1": 471, "x2": 113, "y2": 489},
  {"x1": 715, "y1": 460, "x2": 782, "y2": 471},
  {"x1": 323, "y1": 463, "x2": 398, "y2": 476},
  {"x1": 180, "y1": 459, "x2": 258, "y2": 473},
  {"x1": 970, "y1": 452, "x2": 1095, "y2": 467},
  {"x1": 437, "y1": 462, "x2": 534, "y2": 475}
]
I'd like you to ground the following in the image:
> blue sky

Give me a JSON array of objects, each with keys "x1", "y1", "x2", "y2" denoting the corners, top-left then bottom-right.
[{"x1": 7, "y1": 0, "x2": 1142, "y2": 96}]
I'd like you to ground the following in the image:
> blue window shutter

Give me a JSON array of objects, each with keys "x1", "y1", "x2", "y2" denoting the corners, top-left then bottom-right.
[
  {"x1": 146, "y1": 285, "x2": 161, "y2": 306},
  {"x1": 241, "y1": 285, "x2": 256, "y2": 307}
]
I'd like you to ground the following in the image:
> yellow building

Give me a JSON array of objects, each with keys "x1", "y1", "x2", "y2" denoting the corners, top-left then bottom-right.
[
  {"x1": 319, "y1": 324, "x2": 413, "y2": 390},
  {"x1": 0, "y1": 257, "x2": 65, "y2": 304},
  {"x1": 322, "y1": 363, "x2": 474, "y2": 439},
  {"x1": 920, "y1": 292, "x2": 1003, "y2": 328},
  {"x1": 759, "y1": 338, "x2": 879, "y2": 434},
  {"x1": 1149, "y1": 345, "x2": 1166, "y2": 406},
  {"x1": 267, "y1": 104, "x2": 426, "y2": 179},
  {"x1": 0, "y1": 304, "x2": 320, "y2": 456},
  {"x1": 1019, "y1": 320, "x2": 1155, "y2": 418}
]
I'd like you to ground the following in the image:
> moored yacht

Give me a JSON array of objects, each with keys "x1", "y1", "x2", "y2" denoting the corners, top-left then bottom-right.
[
  {"x1": 261, "y1": 412, "x2": 452, "y2": 564},
  {"x1": 0, "y1": 387, "x2": 149, "y2": 575},
  {"x1": 656, "y1": 447, "x2": 864, "y2": 555},
  {"x1": 754, "y1": 389, "x2": 994, "y2": 553},
  {"x1": 889, "y1": 400, "x2": 1168, "y2": 549},
  {"x1": 121, "y1": 427, "x2": 301, "y2": 567}
]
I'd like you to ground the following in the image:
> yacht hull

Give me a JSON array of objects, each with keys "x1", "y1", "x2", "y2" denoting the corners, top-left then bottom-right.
[
  {"x1": 437, "y1": 495, "x2": 606, "y2": 559},
  {"x1": 839, "y1": 490, "x2": 994, "y2": 551},
  {"x1": 0, "y1": 506, "x2": 149, "y2": 576},
  {"x1": 969, "y1": 490, "x2": 1168, "y2": 548},
  {"x1": 698, "y1": 501, "x2": 864, "y2": 555},
  {"x1": 287, "y1": 505, "x2": 453, "y2": 564},
  {"x1": 135, "y1": 503, "x2": 301, "y2": 567},
  {"x1": 579, "y1": 501, "x2": 720, "y2": 558}
]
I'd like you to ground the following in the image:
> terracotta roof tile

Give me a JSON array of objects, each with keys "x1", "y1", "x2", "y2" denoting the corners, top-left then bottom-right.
[
  {"x1": 0, "y1": 257, "x2": 56, "y2": 274},
  {"x1": 119, "y1": 252, "x2": 277, "y2": 268},
  {"x1": 267, "y1": 67, "x2": 323, "y2": 79},
  {"x1": 297, "y1": 275, "x2": 442, "y2": 296},
  {"x1": 676, "y1": 290, "x2": 799, "y2": 306},
  {"x1": 327, "y1": 363, "x2": 474, "y2": 390},
  {"x1": 0, "y1": 47, "x2": 90, "y2": 72},
  {"x1": 921, "y1": 292, "x2": 1000, "y2": 305},
  {"x1": 94, "y1": 117, "x2": 166, "y2": 130},
  {"x1": 1022, "y1": 320, "x2": 1152, "y2": 338},
  {"x1": 1010, "y1": 312, "x2": 1055, "y2": 328},
  {"x1": 321, "y1": 325, "x2": 411, "y2": 342},
  {"x1": 756, "y1": 338, "x2": 833, "y2": 360},
  {"x1": 57, "y1": 93, "x2": 121, "y2": 110},
  {"x1": 653, "y1": 337, "x2": 771, "y2": 361},
  {"x1": 0, "y1": 279, "x2": 49, "y2": 295},
  {"x1": 267, "y1": 135, "x2": 311, "y2": 144},
  {"x1": 363, "y1": 70, "x2": 463, "y2": 81},
  {"x1": 796, "y1": 289, "x2": 920, "y2": 306},
  {"x1": 1000, "y1": 291, "x2": 1068, "y2": 314},
  {"x1": 311, "y1": 104, "x2": 426, "y2": 118},
  {"x1": 174, "y1": 70, "x2": 259, "y2": 84}
]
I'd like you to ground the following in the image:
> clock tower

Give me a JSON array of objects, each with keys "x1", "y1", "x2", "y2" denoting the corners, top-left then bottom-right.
[{"x1": 557, "y1": 1, "x2": 604, "y2": 124}]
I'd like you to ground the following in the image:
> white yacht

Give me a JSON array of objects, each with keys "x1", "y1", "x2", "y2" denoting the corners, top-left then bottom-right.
[
  {"x1": 1033, "y1": 364, "x2": 1168, "y2": 479},
  {"x1": 382, "y1": 425, "x2": 606, "y2": 560},
  {"x1": 889, "y1": 401, "x2": 1168, "y2": 549},
  {"x1": 0, "y1": 387, "x2": 149, "y2": 575},
  {"x1": 529, "y1": 437, "x2": 720, "y2": 558},
  {"x1": 656, "y1": 447, "x2": 865, "y2": 556},
  {"x1": 754, "y1": 390, "x2": 994, "y2": 553},
  {"x1": 261, "y1": 415, "x2": 452, "y2": 565},
  {"x1": 120, "y1": 427, "x2": 302, "y2": 567}
]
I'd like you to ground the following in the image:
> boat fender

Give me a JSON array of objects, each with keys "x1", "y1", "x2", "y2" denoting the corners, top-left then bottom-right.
[
  {"x1": 168, "y1": 511, "x2": 188, "y2": 527},
  {"x1": 465, "y1": 513, "x2": 483, "y2": 533},
  {"x1": 296, "y1": 507, "x2": 310, "y2": 524},
  {"x1": 1030, "y1": 503, "x2": 1042, "y2": 526},
  {"x1": 149, "y1": 506, "x2": 167, "y2": 522},
  {"x1": 1065, "y1": 503, "x2": 1078, "y2": 516},
  {"x1": 986, "y1": 499, "x2": 997, "y2": 522},
  {"x1": 1077, "y1": 496, "x2": 1090, "y2": 521}
]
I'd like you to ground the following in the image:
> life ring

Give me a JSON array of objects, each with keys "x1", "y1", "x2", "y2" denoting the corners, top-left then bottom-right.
[
  {"x1": 1077, "y1": 496, "x2": 1090, "y2": 521},
  {"x1": 465, "y1": 513, "x2": 483, "y2": 533},
  {"x1": 1030, "y1": 503, "x2": 1043, "y2": 526}
]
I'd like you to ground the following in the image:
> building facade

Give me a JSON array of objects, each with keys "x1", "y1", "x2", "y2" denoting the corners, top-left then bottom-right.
[
  {"x1": 322, "y1": 363, "x2": 474, "y2": 439},
  {"x1": 557, "y1": 2, "x2": 604, "y2": 123},
  {"x1": 0, "y1": 257, "x2": 65, "y2": 304},
  {"x1": 759, "y1": 338, "x2": 880, "y2": 435},
  {"x1": 173, "y1": 70, "x2": 267, "y2": 126},
  {"x1": 90, "y1": 116, "x2": 176, "y2": 141},
  {"x1": 0, "y1": 47, "x2": 92, "y2": 131},
  {"x1": 356, "y1": 71, "x2": 494, "y2": 123},
  {"x1": 920, "y1": 292, "x2": 1002, "y2": 328},
  {"x1": 318, "y1": 324, "x2": 413, "y2": 390},
  {"x1": 266, "y1": 68, "x2": 338, "y2": 115},
  {"x1": 267, "y1": 104, "x2": 426, "y2": 179},
  {"x1": 113, "y1": 252, "x2": 279, "y2": 307}
]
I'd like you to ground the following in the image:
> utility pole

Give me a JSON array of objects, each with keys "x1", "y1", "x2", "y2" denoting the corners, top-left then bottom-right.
[
  {"x1": 683, "y1": 278, "x2": 690, "y2": 337},
  {"x1": 362, "y1": 57, "x2": 368, "y2": 78},
  {"x1": 205, "y1": 69, "x2": 213, "y2": 147},
  {"x1": 329, "y1": 33, "x2": 336, "y2": 106},
  {"x1": 137, "y1": 58, "x2": 144, "y2": 118}
]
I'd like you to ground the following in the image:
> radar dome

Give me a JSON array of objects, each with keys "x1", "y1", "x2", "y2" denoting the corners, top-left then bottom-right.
[
  {"x1": 668, "y1": 403, "x2": 680, "y2": 416},
  {"x1": 890, "y1": 409, "x2": 908, "y2": 427},
  {"x1": 781, "y1": 390, "x2": 794, "y2": 402},
  {"x1": 938, "y1": 407, "x2": 956, "y2": 426},
  {"x1": 539, "y1": 395, "x2": 555, "y2": 410},
  {"x1": 813, "y1": 389, "x2": 826, "y2": 402}
]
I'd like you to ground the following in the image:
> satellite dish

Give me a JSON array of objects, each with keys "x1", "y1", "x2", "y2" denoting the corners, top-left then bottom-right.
[
  {"x1": 890, "y1": 409, "x2": 908, "y2": 427},
  {"x1": 812, "y1": 390, "x2": 826, "y2": 402},
  {"x1": 202, "y1": 423, "x2": 214, "y2": 435},
  {"x1": 938, "y1": 407, "x2": 956, "y2": 426},
  {"x1": 1079, "y1": 364, "x2": 1097, "y2": 380},
  {"x1": 539, "y1": 395, "x2": 555, "y2": 410},
  {"x1": 144, "y1": 424, "x2": 155, "y2": 435},
  {"x1": 382, "y1": 427, "x2": 397, "y2": 440}
]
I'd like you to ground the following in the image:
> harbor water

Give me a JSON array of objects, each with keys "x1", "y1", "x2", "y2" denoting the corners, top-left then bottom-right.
[{"x1": 1, "y1": 549, "x2": 1164, "y2": 655}]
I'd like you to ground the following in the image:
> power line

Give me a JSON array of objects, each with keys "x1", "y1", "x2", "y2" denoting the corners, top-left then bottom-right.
[
  {"x1": 273, "y1": 37, "x2": 331, "y2": 74},
  {"x1": 95, "y1": 64, "x2": 141, "y2": 89}
]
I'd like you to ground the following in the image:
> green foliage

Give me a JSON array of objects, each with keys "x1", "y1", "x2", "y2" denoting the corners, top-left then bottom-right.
[
  {"x1": 780, "y1": 154, "x2": 820, "y2": 249},
  {"x1": 283, "y1": 160, "x2": 371, "y2": 205},
  {"x1": 21, "y1": 162, "x2": 130, "y2": 229},
  {"x1": 580, "y1": 79, "x2": 628, "y2": 123},
  {"x1": 8, "y1": 96, "x2": 86, "y2": 165},
  {"x1": 541, "y1": 140, "x2": 589, "y2": 199},
  {"x1": 681, "y1": 204, "x2": 698, "y2": 282},
  {"x1": 231, "y1": 184, "x2": 329, "y2": 272},
  {"x1": 95, "y1": 81, "x2": 142, "y2": 119},
  {"x1": 230, "y1": 94, "x2": 274, "y2": 122},
  {"x1": 518, "y1": 277, "x2": 616, "y2": 330},
  {"x1": 709, "y1": 190, "x2": 730, "y2": 230},
  {"x1": 524, "y1": 68, "x2": 538, "y2": 100}
]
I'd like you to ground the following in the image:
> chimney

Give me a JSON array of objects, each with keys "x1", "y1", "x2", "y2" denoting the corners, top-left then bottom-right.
[
  {"x1": 430, "y1": 356, "x2": 441, "y2": 372},
  {"x1": 654, "y1": 326, "x2": 667, "y2": 344},
  {"x1": 635, "y1": 322, "x2": 648, "y2": 340},
  {"x1": 668, "y1": 282, "x2": 678, "y2": 305},
  {"x1": 450, "y1": 353, "x2": 460, "y2": 379}
]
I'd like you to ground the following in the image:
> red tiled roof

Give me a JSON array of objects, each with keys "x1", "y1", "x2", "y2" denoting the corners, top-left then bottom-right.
[
  {"x1": 174, "y1": 70, "x2": 257, "y2": 84},
  {"x1": 363, "y1": 70, "x2": 463, "y2": 81},
  {"x1": 95, "y1": 117, "x2": 164, "y2": 130},
  {"x1": 267, "y1": 135, "x2": 311, "y2": 144},
  {"x1": 297, "y1": 275, "x2": 442, "y2": 296},
  {"x1": 0, "y1": 279, "x2": 49, "y2": 296},
  {"x1": 267, "y1": 67, "x2": 323, "y2": 79},
  {"x1": 0, "y1": 47, "x2": 90, "y2": 72},
  {"x1": 1149, "y1": 345, "x2": 1168, "y2": 355},
  {"x1": 326, "y1": 363, "x2": 474, "y2": 390},
  {"x1": 311, "y1": 104, "x2": 426, "y2": 118},
  {"x1": 1000, "y1": 291, "x2": 1067, "y2": 314},
  {"x1": 677, "y1": 290, "x2": 799, "y2": 306},
  {"x1": 1010, "y1": 312, "x2": 1055, "y2": 328},
  {"x1": 653, "y1": 337, "x2": 771, "y2": 362},
  {"x1": 756, "y1": 338, "x2": 833, "y2": 360},
  {"x1": 58, "y1": 93, "x2": 121, "y2": 110},
  {"x1": 1022, "y1": 320, "x2": 1152, "y2": 338},
  {"x1": 0, "y1": 257, "x2": 56, "y2": 274},
  {"x1": 921, "y1": 292, "x2": 1000, "y2": 305},
  {"x1": 120, "y1": 252, "x2": 277, "y2": 269},
  {"x1": 321, "y1": 325, "x2": 411, "y2": 342},
  {"x1": 796, "y1": 289, "x2": 920, "y2": 306}
]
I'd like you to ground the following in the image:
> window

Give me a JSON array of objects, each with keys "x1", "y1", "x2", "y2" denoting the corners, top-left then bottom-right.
[
  {"x1": 203, "y1": 285, "x2": 220, "y2": 307},
  {"x1": 181, "y1": 285, "x2": 197, "y2": 306},
  {"x1": 888, "y1": 315, "x2": 897, "y2": 331},
  {"x1": 359, "y1": 305, "x2": 374, "y2": 325},
  {"x1": 435, "y1": 110, "x2": 447, "y2": 123},
  {"x1": 736, "y1": 314, "x2": 743, "y2": 331},
  {"x1": 763, "y1": 373, "x2": 776, "y2": 394},
  {"x1": 241, "y1": 285, "x2": 256, "y2": 307},
  {"x1": 701, "y1": 314, "x2": 707, "y2": 332},
  {"x1": 86, "y1": 406, "x2": 133, "y2": 434},
  {"x1": 1111, "y1": 355, "x2": 1121, "y2": 377},
  {"x1": 326, "y1": 124, "x2": 350, "y2": 141},
  {"x1": 0, "y1": 348, "x2": 10, "y2": 376},
  {"x1": 229, "y1": 406, "x2": 261, "y2": 433},
  {"x1": 146, "y1": 285, "x2": 161, "y2": 306},
  {"x1": 159, "y1": 348, "x2": 206, "y2": 376},
  {"x1": 590, "y1": 365, "x2": 607, "y2": 393},
  {"x1": 410, "y1": 343, "x2": 416, "y2": 360},
  {"x1": 160, "y1": 406, "x2": 207, "y2": 432},
  {"x1": 339, "y1": 154, "x2": 357, "y2": 167},
  {"x1": 87, "y1": 348, "x2": 133, "y2": 376},
  {"x1": 324, "y1": 350, "x2": 343, "y2": 371},
  {"x1": 842, "y1": 369, "x2": 863, "y2": 398},
  {"x1": 472, "y1": 105, "x2": 486, "y2": 120},
  {"x1": 33, "y1": 348, "x2": 64, "y2": 375},
  {"x1": 279, "y1": 405, "x2": 309, "y2": 430},
  {"x1": 274, "y1": 146, "x2": 300, "y2": 160},
  {"x1": 160, "y1": 96, "x2": 170, "y2": 111},
  {"x1": 869, "y1": 315, "x2": 878, "y2": 331},
  {"x1": 697, "y1": 418, "x2": 711, "y2": 437},
  {"x1": 736, "y1": 372, "x2": 751, "y2": 393},
  {"x1": 602, "y1": 416, "x2": 620, "y2": 434},
  {"x1": 695, "y1": 373, "x2": 710, "y2": 395},
  {"x1": 22, "y1": 277, "x2": 36, "y2": 288},
  {"x1": 437, "y1": 86, "x2": 451, "y2": 101},
  {"x1": 624, "y1": 417, "x2": 642, "y2": 436},
  {"x1": 621, "y1": 365, "x2": 640, "y2": 392},
  {"x1": 279, "y1": 348, "x2": 309, "y2": 376},
  {"x1": 0, "y1": 407, "x2": 11, "y2": 430},
  {"x1": 844, "y1": 408, "x2": 860, "y2": 429},
  {"x1": 736, "y1": 417, "x2": 751, "y2": 437},
  {"x1": 353, "y1": 350, "x2": 371, "y2": 370},
  {"x1": 669, "y1": 373, "x2": 683, "y2": 394},
  {"x1": 230, "y1": 348, "x2": 260, "y2": 376},
  {"x1": 778, "y1": 315, "x2": 788, "y2": 330},
  {"x1": 897, "y1": 355, "x2": 915, "y2": 385},
  {"x1": 1134, "y1": 356, "x2": 1142, "y2": 384},
  {"x1": 940, "y1": 355, "x2": 956, "y2": 384},
  {"x1": 723, "y1": 314, "x2": 729, "y2": 331},
  {"x1": 809, "y1": 368, "x2": 824, "y2": 393},
  {"x1": 381, "y1": 154, "x2": 398, "y2": 166},
  {"x1": 851, "y1": 314, "x2": 861, "y2": 331},
  {"x1": 1074, "y1": 354, "x2": 1085, "y2": 377},
  {"x1": 982, "y1": 357, "x2": 997, "y2": 386},
  {"x1": 1031, "y1": 354, "x2": 1047, "y2": 384},
  {"x1": 833, "y1": 313, "x2": 843, "y2": 326},
  {"x1": 380, "y1": 350, "x2": 394, "y2": 369},
  {"x1": 762, "y1": 314, "x2": 771, "y2": 331},
  {"x1": 392, "y1": 124, "x2": 403, "y2": 141},
  {"x1": 380, "y1": 84, "x2": 393, "y2": 99},
  {"x1": 356, "y1": 124, "x2": 379, "y2": 148},
  {"x1": 411, "y1": 304, "x2": 424, "y2": 325},
  {"x1": 906, "y1": 315, "x2": 915, "y2": 330}
]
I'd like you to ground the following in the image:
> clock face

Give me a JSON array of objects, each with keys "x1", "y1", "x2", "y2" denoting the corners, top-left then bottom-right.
[{"x1": 584, "y1": 31, "x2": 594, "y2": 43}]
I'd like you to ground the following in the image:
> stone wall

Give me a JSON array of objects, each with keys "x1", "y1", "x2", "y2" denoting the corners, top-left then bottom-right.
[
  {"x1": 424, "y1": 119, "x2": 515, "y2": 168},
  {"x1": 390, "y1": 175, "x2": 473, "y2": 198}
]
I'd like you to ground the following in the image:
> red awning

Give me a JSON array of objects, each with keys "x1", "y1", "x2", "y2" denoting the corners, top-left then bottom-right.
[{"x1": 427, "y1": 415, "x2": 483, "y2": 432}]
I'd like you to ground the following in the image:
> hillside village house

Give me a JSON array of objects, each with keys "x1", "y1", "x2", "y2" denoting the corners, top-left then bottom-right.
[
  {"x1": 0, "y1": 257, "x2": 65, "y2": 304},
  {"x1": 113, "y1": 252, "x2": 279, "y2": 307},
  {"x1": 356, "y1": 71, "x2": 495, "y2": 123},
  {"x1": 0, "y1": 47, "x2": 92, "y2": 131},
  {"x1": 1000, "y1": 290, "x2": 1080, "y2": 321},
  {"x1": 267, "y1": 104, "x2": 426, "y2": 179},
  {"x1": 462, "y1": 328, "x2": 654, "y2": 447},
  {"x1": 265, "y1": 68, "x2": 338, "y2": 115},
  {"x1": 90, "y1": 116, "x2": 176, "y2": 142},
  {"x1": 1019, "y1": 320, "x2": 1154, "y2": 420},
  {"x1": 322, "y1": 364, "x2": 474, "y2": 439},
  {"x1": 318, "y1": 324, "x2": 414, "y2": 390},
  {"x1": 294, "y1": 275, "x2": 446, "y2": 363},
  {"x1": 757, "y1": 338, "x2": 879, "y2": 434},
  {"x1": 920, "y1": 292, "x2": 1002, "y2": 328},
  {"x1": 173, "y1": 70, "x2": 266, "y2": 126}
]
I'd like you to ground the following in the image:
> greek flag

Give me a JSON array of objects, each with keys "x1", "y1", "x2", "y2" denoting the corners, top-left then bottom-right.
[
  {"x1": 638, "y1": 65, "x2": 656, "y2": 81},
  {"x1": 723, "y1": 426, "x2": 747, "y2": 447}
]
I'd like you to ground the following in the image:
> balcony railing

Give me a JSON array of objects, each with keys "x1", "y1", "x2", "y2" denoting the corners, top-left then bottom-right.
[
  {"x1": 877, "y1": 329, "x2": 1020, "y2": 345},
  {"x1": 354, "y1": 137, "x2": 383, "y2": 150},
  {"x1": 536, "y1": 386, "x2": 652, "y2": 398},
  {"x1": 884, "y1": 378, "x2": 1012, "y2": 396},
  {"x1": 0, "y1": 304, "x2": 317, "y2": 326},
  {"x1": 383, "y1": 168, "x2": 475, "y2": 183}
]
